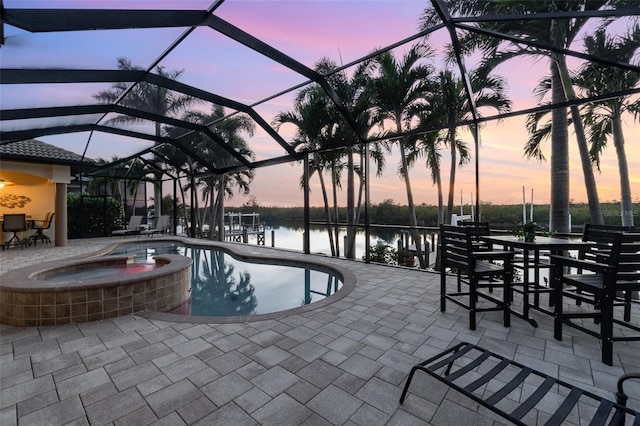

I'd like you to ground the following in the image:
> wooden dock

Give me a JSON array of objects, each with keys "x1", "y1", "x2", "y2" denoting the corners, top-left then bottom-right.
[{"x1": 223, "y1": 212, "x2": 266, "y2": 245}]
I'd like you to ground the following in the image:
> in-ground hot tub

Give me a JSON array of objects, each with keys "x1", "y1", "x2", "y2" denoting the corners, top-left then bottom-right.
[{"x1": 0, "y1": 254, "x2": 192, "y2": 326}]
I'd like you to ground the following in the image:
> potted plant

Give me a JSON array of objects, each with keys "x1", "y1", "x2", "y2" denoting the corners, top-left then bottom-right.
[{"x1": 513, "y1": 221, "x2": 538, "y2": 242}]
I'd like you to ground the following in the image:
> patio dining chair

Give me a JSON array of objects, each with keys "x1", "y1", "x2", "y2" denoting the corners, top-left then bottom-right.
[
  {"x1": 578, "y1": 223, "x2": 637, "y2": 321},
  {"x1": 439, "y1": 224, "x2": 515, "y2": 330},
  {"x1": 552, "y1": 230, "x2": 640, "y2": 365},
  {"x1": 2, "y1": 213, "x2": 29, "y2": 250},
  {"x1": 30, "y1": 211, "x2": 55, "y2": 246}
]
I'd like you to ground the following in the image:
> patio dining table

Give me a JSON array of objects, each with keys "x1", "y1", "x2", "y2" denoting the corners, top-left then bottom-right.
[{"x1": 481, "y1": 235, "x2": 593, "y2": 326}]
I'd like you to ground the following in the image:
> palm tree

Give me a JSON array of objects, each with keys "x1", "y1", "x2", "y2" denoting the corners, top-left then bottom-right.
[
  {"x1": 406, "y1": 121, "x2": 445, "y2": 224},
  {"x1": 182, "y1": 105, "x2": 256, "y2": 238},
  {"x1": 87, "y1": 157, "x2": 128, "y2": 201},
  {"x1": 421, "y1": 1, "x2": 623, "y2": 232},
  {"x1": 576, "y1": 25, "x2": 640, "y2": 227},
  {"x1": 273, "y1": 86, "x2": 337, "y2": 255},
  {"x1": 317, "y1": 58, "x2": 385, "y2": 259},
  {"x1": 121, "y1": 158, "x2": 148, "y2": 218},
  {"x1": 275, "y1": 57, "x2": 386, "y2": 259},
  {"x1": 161, "y1": 105, "x2": 255, "y2": 238},
  {"x1": 429, "y1": 68, "x2": 510, "y2": 224},
  {"x1": 370, "y1": 45, "x2": 435, "y2": 268},
  {"x1": 93, "y1": 58, "x2": 201, "y2": 221}
]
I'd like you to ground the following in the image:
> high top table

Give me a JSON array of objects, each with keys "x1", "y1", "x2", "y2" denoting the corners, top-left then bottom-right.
[{"x1": 481, "y1": 235, "x2": 593, "y2": 326}]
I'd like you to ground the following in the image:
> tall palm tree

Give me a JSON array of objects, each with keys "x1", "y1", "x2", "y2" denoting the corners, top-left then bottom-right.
[
  {"x1": 155, "y1": 142, "x2": 193, "y2": 234},
  {"x1": 319, "y1": 59, "x2": 384, "y2": 259},
  {"x1": 273, "y1": 86, "x2": 338, "y2": 255},
  {"x1": 162, "y1": 105, "x2": 255, "y2": 238},
  {"x1": 429, "y1": 68, "x2": 510, "y2": 224},
  {"x1": 370, "y1": 45, "x2": 435, "y2": 268},
  {"x1": 182, "y1": 105, "x2": 256, "y2": 238},
  {"x1": 93, "y1": 58, "x2": 201, "y2": 221},
  {"x1": 577, "y1": 25, "x2": 640, "y2": 227},
  {"x1": 406, "y1": 121, "x2": 445, "y2": 224},
  {"x1": 421, "y1": 1, "x2": 623, "y2": 232},
  {"x1": 277, "y1": 57, "x2": 386, "y2": 259}
]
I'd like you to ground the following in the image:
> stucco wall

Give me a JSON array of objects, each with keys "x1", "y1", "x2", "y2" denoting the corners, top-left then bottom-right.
[{"x1": 0, "y1": 160, "x2": 68, "y2": 245}]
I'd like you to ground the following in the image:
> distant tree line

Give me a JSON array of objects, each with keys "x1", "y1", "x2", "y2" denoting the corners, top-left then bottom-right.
[{"x1": 226, "y1": 199, "x2": 638, "y2": 233}]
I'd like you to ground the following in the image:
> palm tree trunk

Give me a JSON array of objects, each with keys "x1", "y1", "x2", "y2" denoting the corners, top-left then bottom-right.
[
  {"x1": 434, "y1": 160, "x2": 443, "y2": 272},
  {"x1": 612, "y1": 107, "x2": 634, "y2": 227},
  {"x1": 217, "y1": 176, "x2": 225, "y2": 241},
  {"x1": 315, "y1": 157, "x2": 336, "y2": 256},
  {"x1": 209, "y1": 184, "x2": 216, "y2": 240},
  {"x1": 435, "y1": 163, "x2": 443, "y2": 226},
  {"x1": 355, "y1": 152, "x2": 365, "y2": 226},
  {"x1": 557, "y1": 58, "x2": 603, "y2": 225},
  {"x1": 199, "y1": 188, "x2": 208, "y2": 237},
  {"x1": 398, "y1": 134, "x2": 426, "y2": 269},
  {"x1": 331, "y1": 163, "x2": 340, "y2": 258},
  {"x1": 346, "y1": 148, "x2": 356, "y2": 259},
  {"x1": 549, "y1": 59, "x2": 571, "y2": 233},
  {"x1": 178, "y1": 179, "x2": 189, "y2": 236},
  {"x1": 445, "y1": 128, "x2": 456, "y2": 224},
  {"x1": 153, "y1": 122, "x2": 163, "y2": 220}
]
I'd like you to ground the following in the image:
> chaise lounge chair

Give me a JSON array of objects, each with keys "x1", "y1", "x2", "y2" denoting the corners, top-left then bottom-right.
[
  {"x1": 140, "y1": 215, "x2": 169, "y2": 237},
  {"x1": 110, "y1": 215, "x2": 143, "y2": 238}
]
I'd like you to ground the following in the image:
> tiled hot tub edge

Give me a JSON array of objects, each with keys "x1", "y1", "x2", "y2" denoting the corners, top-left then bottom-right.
[{"x1": 0, "y1": 255, "x2": 192, "y2": 327}]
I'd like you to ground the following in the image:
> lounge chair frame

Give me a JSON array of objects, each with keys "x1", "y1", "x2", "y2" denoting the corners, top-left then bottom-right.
[
  {"x1": 400, "y1": 342, "x2": 639, "y2": 425},
  {"x1": 110, "y1": 215, "x2": 143, "y2": 238}
]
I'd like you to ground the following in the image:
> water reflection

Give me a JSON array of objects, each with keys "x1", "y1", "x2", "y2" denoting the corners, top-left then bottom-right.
[
  {"x1": 109, "y1": 242, "x2": 343, "y2": 317},
  {"x1": 188, "y1": 246, "x2": 258, "y2": 316}
]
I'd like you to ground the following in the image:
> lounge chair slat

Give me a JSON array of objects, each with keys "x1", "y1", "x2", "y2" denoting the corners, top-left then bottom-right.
[
  {"x1": 544, "y1": 387, "x2": 583, "y2": 425},
  {"x1": 510, "y1": 376, "x2": 556, "y2": 420},
  {"x1": 588, "y1": 400, "x2": 614, "y2": 426},
  {"x1": 464, "y1": 358, "x2": 511, "y2": 392},
  {"x1": 444, "y1": 350, "x2": 491, "y2": 381},
  {"x1": 428, "y1": 344, "x2": 475, "y2": 372},
  {"x1": 485, "y1": 367, "x2": 533, "y2": 406}
]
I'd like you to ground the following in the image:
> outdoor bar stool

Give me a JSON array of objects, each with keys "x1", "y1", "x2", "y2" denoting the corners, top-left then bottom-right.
[{"x1": 439, "y1": 224, "x2": 515, "y2": 330}]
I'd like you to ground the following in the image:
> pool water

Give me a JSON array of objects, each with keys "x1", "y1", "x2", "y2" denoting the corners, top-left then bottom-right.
[
  {"x1": 109, "y1": 242, "x2": 343, "y2": 317},
  {"x1": 43, "y1": 263, "x2": 159, "y2": 282}
]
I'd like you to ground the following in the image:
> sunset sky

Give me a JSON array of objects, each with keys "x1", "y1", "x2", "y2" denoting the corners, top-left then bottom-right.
[{"x1": 1, "y1": 0, "x2": 638, "y2": 209}]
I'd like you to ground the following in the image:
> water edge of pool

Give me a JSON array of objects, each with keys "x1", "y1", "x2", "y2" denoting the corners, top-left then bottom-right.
[
  {"x1": 0, "y1": 237, "x2": 357, "y2": 325},
  {"x1": 106, "y1": 238, "x2": 357, "y2": 324}
]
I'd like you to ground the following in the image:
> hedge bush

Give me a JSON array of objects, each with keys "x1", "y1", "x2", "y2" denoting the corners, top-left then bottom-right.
[{"x1": 67, "y1": 193, "x2": 122, "y2": 238}]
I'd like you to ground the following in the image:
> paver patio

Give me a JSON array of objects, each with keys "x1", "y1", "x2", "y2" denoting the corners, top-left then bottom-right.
[{"x1": 1, "y1": 237, "x2": 639, "y2": 425}]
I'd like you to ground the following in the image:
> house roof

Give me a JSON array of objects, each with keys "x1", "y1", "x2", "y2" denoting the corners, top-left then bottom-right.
[{"x1": 0, "y1": 139, "x2": 95, "y2": 167}]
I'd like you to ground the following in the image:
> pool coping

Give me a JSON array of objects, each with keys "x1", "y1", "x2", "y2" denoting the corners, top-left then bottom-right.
[{"x1": 0, "y1": 254, "x2": 192, "y2": 291}]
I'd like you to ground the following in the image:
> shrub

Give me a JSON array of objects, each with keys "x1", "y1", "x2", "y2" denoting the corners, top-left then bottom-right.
[
  {"x1": 67, "y1": 193, "x2": 122, "y2": 238},
  {"x1": 366, "y1": 244, "x2": 398, "y2": 265}
]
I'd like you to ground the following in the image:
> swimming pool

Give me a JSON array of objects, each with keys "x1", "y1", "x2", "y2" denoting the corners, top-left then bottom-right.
[{"x1": 109, "y1": 242, "x2": 344, "y2": 317}]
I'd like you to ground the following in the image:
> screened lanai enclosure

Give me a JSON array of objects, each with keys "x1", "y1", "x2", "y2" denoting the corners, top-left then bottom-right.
[{"x1": 1, "y1": 1, "x2": 639, "y2": 263}]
